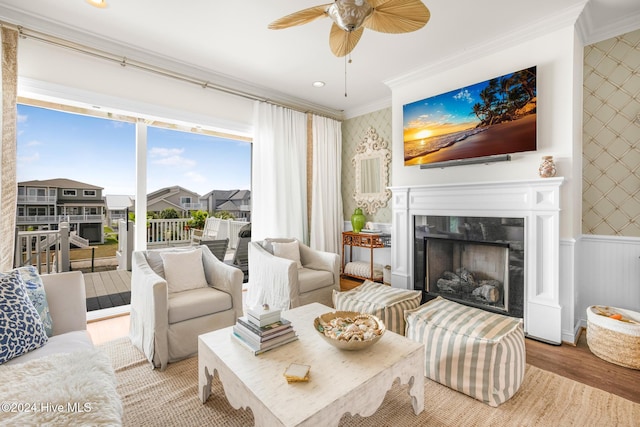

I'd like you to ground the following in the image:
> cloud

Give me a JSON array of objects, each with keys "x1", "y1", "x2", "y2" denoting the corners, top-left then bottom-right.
[
  {"x1": 17, "y1": 113, "x2": 27, "y2": 123},
  {"x1": 149, "y1": 147, "x2": 184, "y2": 157},
  {"x1": 149, "y1": 146, "x2": 196, "y2": 168},
  {"x1": 26, "y1": 140, "x2": 42, "y2": 147},
  {"x1": 153, "y1": 156, "x2": 196, "y2": 168},
  {"x1": 185, "y1": 171, "x2": 206, "y2": 183},
  {"x1": 453, "y1": 89, "x2": 474, "y2": 103},
  {"x1": 18, "y1": 152, "x2": 40, "y2": 164}
]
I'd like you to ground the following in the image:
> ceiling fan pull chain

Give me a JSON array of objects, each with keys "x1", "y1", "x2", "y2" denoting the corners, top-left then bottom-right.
[
  {"x1": 344, "y1": 52, "x2": 353, "y2": 98},
  {"x1": 344, "y1": 54, "x2": 348, "y2": 97}
]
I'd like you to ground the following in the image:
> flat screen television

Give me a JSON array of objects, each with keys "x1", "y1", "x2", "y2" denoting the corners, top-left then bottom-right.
[{"x1": 403, "y1": 66, "x2": 537, "y2": 167}]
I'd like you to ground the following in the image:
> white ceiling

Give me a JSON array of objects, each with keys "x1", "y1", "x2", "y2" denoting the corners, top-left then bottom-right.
[{"x1": 0, "y1": 0, "x2": 639, "y2": 118}]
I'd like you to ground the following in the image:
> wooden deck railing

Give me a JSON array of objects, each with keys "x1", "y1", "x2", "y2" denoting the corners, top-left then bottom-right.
[
  {"x1": 146, "y1": 218, "x2": 192, "y2": 247},
  {"x1": 14, "y1": 218, "x2": 249, "y2": 273},
  {"x1": 14, "y1": 223, "x2": 71, "y2": 274}
]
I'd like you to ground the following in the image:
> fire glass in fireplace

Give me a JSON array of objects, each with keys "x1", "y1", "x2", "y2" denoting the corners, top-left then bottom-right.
[{"x1": 414, "y1": 215, "x2": 524, "y2": 318}]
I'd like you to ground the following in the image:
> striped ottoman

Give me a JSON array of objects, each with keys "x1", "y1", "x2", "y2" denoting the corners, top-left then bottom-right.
[
  {"x1": 332, "y1": 280, "x2": 421, "y2": 336},
  {"x1": 405, "y1": 296, "x2": 525, "y2": 407}
]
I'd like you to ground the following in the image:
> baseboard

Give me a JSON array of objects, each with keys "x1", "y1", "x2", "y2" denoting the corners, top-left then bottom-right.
[{"x1": 87, "y1": 304, "x2": 131, "y2": 322}]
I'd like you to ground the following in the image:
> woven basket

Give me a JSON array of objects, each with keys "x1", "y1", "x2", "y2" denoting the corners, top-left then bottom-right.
[{"x1": 586, "y1": 306, "x2": 640, "y2": 370}]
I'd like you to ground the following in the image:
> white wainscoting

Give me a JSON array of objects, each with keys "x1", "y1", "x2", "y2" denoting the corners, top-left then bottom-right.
[
  {"x1": 560, "y1": 238, "x2": 577, "y2": 344},
  {"x1": 577, "y1": 235, "x2": 640, "y2": 330}
]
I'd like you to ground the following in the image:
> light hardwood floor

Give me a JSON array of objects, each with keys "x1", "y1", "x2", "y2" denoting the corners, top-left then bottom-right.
[{"x1": 87, "y1": 315, "x2": 131, "y2": 346}]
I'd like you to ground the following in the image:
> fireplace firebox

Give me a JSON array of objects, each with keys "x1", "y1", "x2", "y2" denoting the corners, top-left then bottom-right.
[
  {"x1": 425, "y1": 237, "x2": 510, "y2": 312},
  {"x1": 414, "y1": 215, "x2": 524, "y2": 318}
]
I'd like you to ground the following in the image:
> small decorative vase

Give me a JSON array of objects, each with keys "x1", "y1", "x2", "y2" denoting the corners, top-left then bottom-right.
[
  {"x1": 538, "y1": 155, "x2": 557, "y2": 178},
  {"x1": 351, "y1": 208, "x2": 366, "y2": 233}
]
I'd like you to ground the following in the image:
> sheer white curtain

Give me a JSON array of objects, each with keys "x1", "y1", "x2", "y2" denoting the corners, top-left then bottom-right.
[
  {"x1": 251, "y1": 101, "x2": 308, "y2": 242},
  {"x1": 310, "y1": 115, "x2": 343, "y2": 253},
  {"x1": 0, "y1": 27, "x2": 18, "y2": 271}
]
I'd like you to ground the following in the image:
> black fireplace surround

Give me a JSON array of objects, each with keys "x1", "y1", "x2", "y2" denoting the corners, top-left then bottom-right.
[{"x1": 414, "y1": 215, "x2": 524, "y2": 319}]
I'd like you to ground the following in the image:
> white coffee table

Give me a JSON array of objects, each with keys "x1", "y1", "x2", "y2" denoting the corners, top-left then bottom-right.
[{"x1": 198, "y1": 302, "x2": 424, "y2": 427}]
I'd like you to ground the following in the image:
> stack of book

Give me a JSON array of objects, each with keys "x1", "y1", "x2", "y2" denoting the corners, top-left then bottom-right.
[{"x1": 231, "y1": 306, "x2": 298, "y2": 355}]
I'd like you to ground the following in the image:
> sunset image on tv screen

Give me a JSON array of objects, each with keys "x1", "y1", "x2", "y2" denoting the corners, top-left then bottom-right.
[{"x1": 403, "y1": 66, "x2": 537, "y2": 166}]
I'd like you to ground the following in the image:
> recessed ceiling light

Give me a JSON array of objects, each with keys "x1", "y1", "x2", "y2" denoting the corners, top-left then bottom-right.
[
  {"x1": 312, "y1": 81, "x2": 325, "y2": 88},
  {"x1": 86, "y1": 0, "x2": 108, "y2": 8}
]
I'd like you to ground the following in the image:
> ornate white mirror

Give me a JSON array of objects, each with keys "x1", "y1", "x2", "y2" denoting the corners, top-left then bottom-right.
[{"x1": 352, "y1": 127, "x2": 391, "y2": 214}]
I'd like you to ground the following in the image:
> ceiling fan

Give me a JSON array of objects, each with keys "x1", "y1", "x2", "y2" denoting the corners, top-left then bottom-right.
[{"x1": 268, "y1": 0, "x2": 431, "y2": 57}]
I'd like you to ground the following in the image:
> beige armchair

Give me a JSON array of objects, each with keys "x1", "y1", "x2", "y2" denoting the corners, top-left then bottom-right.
[
  {"x1": 130, "y1": 245, "x2": 243, "y2": 370},
  {"x1": 247, "y1": 238, "x2": 340, "y2": 310}
]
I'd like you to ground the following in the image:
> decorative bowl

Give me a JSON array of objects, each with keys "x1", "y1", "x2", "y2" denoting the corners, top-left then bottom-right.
[{"x1": 313, "y1": 311, "x2": 385, "y2": 351}]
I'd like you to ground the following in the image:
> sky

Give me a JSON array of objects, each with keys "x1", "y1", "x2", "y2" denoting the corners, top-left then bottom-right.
[
  {"x1": 402, "y1": 80, "x2": 487, "y2": 142},
  {"x1": 17, "y1": 104, "x2": 252, "y2": 196}
]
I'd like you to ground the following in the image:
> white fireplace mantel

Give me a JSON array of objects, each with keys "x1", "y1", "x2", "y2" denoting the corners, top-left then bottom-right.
[{"x1": 389, "y1": 177, "x2": 564, "y2": 344}]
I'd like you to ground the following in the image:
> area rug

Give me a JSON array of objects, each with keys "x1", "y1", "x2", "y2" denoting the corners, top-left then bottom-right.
[{"x1": 100, "y1": 337, "x2": 639, "y2": 427}]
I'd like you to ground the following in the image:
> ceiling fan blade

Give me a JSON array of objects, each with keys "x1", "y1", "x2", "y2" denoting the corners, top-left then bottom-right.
[
  {"x1": 268, "y1": 4, "x2": 331, "y2": 30},
  {"x1": 364, "y1": 0, "x2": 430, "y2": 34},
  {"x1": 329, "y1": 24, "x2": 364, "y2": 57},
  {"x1": 366, "y1": 0, "x2": 393, "y2": 7}
]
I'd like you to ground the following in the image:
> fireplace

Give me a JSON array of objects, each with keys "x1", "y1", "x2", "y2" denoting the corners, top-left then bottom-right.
[
  {"x1": 389, "y1": 178, "x2": 564, "y2": 344},
  {"x1": 414, "y1": 215, "x2": 524, "y2": 318}
]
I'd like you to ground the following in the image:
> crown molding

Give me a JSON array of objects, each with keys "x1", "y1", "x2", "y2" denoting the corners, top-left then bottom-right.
[
  {"x1": 343, "y1": 96, "x2": 391, "y2": 120},
  {"x1": 576, "y1": 4, "x2": 640, "y2": 45},
  {"x1": 0, "y1": 5, "x2": 344, "y2": 121},
  {"x1": 384, "y1": 2, "x2": 586, "y2": 90}
]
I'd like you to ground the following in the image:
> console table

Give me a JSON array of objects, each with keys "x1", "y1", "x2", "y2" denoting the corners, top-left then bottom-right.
[{"x1": 341, "y1": 231, "x2": 390, "y2": 281}]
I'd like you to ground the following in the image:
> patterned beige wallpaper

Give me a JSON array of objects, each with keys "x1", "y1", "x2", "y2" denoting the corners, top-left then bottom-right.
[
  {"x1": 583, "y1": 28, "x2": 640, "y2": 236},
  {"x1": 341, "y1": 107, "x2": 392, "y2": 224}
]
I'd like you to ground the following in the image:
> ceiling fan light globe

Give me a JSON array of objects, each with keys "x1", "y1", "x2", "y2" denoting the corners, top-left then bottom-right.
[{"x1": 327, "y1": 0, "x2": 373, "y2": 32}]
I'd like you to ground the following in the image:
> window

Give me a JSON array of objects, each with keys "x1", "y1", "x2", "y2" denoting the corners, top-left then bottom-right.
[
  {"x1": 27, "y1": 188, "x2": 45, "y2": 197},
  {"x1": 28, "y1": 207, "x2": 47, "y2": 216},
  {"x1": 18, "y1": 102, "x2": 251, "y2": 224}
]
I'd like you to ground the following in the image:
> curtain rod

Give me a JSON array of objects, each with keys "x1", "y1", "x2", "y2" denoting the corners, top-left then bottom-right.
[{"x1": 1, "y1": 21, "x2": 342, "y2": 121}]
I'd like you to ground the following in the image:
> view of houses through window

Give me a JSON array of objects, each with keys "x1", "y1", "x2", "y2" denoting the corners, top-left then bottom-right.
[{"x1": 16, "y1": 102, "x2": 252, "y2": 312}]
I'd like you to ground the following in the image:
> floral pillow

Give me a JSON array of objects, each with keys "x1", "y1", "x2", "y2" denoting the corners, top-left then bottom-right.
[
  {"x1": 16, "y1": 266, "x2": 54, "y2": 337},
  {"x1": 0, "y1": 270, "x2": 49, "y2": 364}
]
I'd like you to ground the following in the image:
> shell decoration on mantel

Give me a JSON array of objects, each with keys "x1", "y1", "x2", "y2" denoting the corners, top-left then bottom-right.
[{"x1": 352, "y1": 127, "x2": 392, "y2": 215}]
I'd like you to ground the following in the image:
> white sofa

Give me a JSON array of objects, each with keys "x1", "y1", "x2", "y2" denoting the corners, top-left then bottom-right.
[
  {"x1": 0, "y1": 271, "x2": 122, "y2": 425},
  {"x1": 2, "y1": 271, "x2": 93, "y2": 366}
]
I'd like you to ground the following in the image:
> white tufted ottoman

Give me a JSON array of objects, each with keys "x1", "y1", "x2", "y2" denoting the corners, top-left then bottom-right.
[
  {"x1": 405, "y1": 296, "x2": 525, "y2": 407},
  {"x1": 332, "y1": 280, "x2": 422, "y2": 336}
]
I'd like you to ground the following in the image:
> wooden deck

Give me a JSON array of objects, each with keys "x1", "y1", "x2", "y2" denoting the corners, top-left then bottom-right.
[{"x1": 83, "y1": 269, "x2": 132, "y2": 298}]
